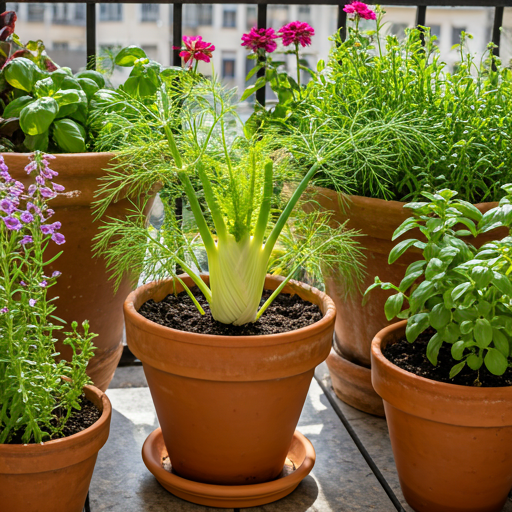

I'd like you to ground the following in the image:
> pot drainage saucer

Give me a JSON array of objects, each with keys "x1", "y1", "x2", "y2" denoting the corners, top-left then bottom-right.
[{"x1": 142, "y1": 428, "x2": 316, "y2": 508}]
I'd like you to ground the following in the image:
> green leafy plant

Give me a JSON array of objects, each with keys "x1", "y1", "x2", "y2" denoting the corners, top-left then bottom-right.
[
  {"x1": 366, "y1": 186, "x2": 512, "y2": 379},
  {"x1": 0, "y1": 152, "x2": 96, "y2": 443},
  {"x1": 284, "y1": 6, "x2": 512, "y2": 203},
  {"x1": 92, "y1": 69, "x2": 364, "y2": 326}
]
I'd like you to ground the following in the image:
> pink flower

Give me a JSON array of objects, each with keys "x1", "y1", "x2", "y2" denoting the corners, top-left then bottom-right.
[
  {"x1": 279, "y1": 21, "x2": 315, "y2": 48},
  {"x1": 51, "y1": 232, "x2": 65, "y2": 245},
  {"x1": 0, "y1": 307, "x2": 8, "y2": 314},
  {"x1": 178, "y1": 36, "x2": 215, "y2": 68},
  {"x1": 241, "y1": 27, "x2": 278, "y2": 53},
  {"x1": 52, "y1": 183, "x2": 65, "y2": 192},
  {"x1": 29, "y1": 298, "x2": 37, "y2": 307},
  {"x1": 39, "y1": 280, "x2": 47, "y2": 287},
  {"x1": 343, "y1": 2, "x2": 376, "y2": 21},
  {"x1": 0, "y1": 198, "x2": 15, "y2": 214},
  {"x1": 20, "y1": 235, "x2": 33, "y2": 245},
  {"x1": 20, "y1": 211, "x2": 34, "y2": 224},
  {"x1": 3, "y1": 216, "x2": 22, "y2": 231}
]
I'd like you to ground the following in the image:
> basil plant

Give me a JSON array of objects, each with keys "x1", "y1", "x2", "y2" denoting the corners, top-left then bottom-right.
[{"x1": 366, "y1": 187, "x2": 512, "y2": 378}]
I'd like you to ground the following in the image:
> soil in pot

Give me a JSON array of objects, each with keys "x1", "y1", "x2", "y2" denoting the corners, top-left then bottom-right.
[
  {"x1": 138, "y1": 287, "x2": 323, "y2": 335},
  {"x1": 7, "y1": 396, "x2": 101, "y2": 444},
  {"x1": 384, "y1": 328, "x2": 512, "y2": 387}
]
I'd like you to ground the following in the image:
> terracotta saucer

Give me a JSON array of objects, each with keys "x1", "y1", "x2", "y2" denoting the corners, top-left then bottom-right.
[{"x1": 142, "y1": 428, "x2": 316, "y2": 508}]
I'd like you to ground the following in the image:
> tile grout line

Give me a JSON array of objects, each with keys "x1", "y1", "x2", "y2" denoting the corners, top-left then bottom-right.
[{"x1": 313, "y1": 374, "x2": 406, "y2": 512}]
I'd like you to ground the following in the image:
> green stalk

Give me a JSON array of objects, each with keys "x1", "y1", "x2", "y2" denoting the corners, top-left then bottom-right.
[
  {"x1": 164, "y1": 124, "x2": 183, "y2": 169},
  {"x1": 295, "y1": 42, "x2": 302, "y2": 98},
  {"x1": 264, "y1": 161, "x2": 321, "y2": 258},
  {"x1": 253, "y1": 160, "x2": 273, "y2": 246},
  {"x1": 197, "y1": 162, "x2": 227, "y2": 241}
]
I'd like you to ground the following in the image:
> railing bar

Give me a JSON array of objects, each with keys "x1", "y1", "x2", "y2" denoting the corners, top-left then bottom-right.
[
  {"x1": 337, "y1": 2, "x2": 347, "y2": 41},
  {"x1": 256, "y1": 3, "x2": 267, "y2": 107},
  {"x1": 492, "y1": 6, "x2": 504, "y2": 58},
  {"x1": 0, "y1": 3, "x2": 6, "y2": 14},
  {"x1": 173, "y1": 3, "x2": 183, "y2": 67},
  {"x1": 416, "y1": 5, "x2": 427, "y2": 26},
  {"x1": 86, "y1": 2, "x2": 96, "y2": 70}
]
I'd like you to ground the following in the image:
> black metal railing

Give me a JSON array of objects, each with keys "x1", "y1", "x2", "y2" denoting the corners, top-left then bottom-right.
[{"x1": 0, "y1": 1, "x2": 511, "y2": 105}]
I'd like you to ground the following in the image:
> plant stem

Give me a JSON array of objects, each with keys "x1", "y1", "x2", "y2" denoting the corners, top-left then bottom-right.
[{"x1": 295, "y1": 42, "x2": 301, "y2": 98}]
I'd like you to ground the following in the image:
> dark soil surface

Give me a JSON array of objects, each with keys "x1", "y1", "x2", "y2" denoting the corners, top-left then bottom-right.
[
  {"x1": 384, "y1": 328, "x2": 512, "y2": 387},
  {"x1": 138, "y1": 287, "x2": 323, "y2": 336},
  {"x1": 8, "y1": 396, "x2": 101, "y2": 444}
]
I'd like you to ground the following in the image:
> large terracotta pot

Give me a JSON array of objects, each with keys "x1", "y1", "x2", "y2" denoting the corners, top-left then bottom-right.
[
  {"x1": 307, "y1": 187, "x2": 505, "y2": 415},
  {"x1": 5, "y1": 152, "x2": 141, "y2": 391},
  {"x1": 124, "y1": 274, "x2": 335, "y2": 486},
  {"x1": 0, "y1": 383, "x2": 112, "y2": 512},
  {"x1": 372, "y1": 321, "x2": 512, "y2": 512}
]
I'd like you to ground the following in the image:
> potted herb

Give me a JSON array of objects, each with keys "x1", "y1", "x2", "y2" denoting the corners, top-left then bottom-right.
[
  {"x1": 0, "y1": 11, "x2": 162, "y2": 390},
  {"x1": 368, "y1": 188, "x2": 512, "y2": 512},
  {"x1": 285, "y1": 3, "x2": 511, "y2": 414},
  {"x1": 94, "y1": 75, "x2": 362, "y2": 506},
  {"x1": 0, "y1": 152, "x2": 111, "y2": 512}
]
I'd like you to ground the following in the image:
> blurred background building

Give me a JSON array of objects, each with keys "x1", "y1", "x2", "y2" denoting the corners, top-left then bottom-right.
[{"x1": 6, "y1": 3, "x2": 512, "y2": 98}]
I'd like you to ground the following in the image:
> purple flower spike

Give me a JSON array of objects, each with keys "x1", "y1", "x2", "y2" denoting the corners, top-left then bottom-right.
[
  {"x1": 0, "y1": 198, "x2": 15, "y2": 214},
  {"x1": 40, "y1": 187, "x2": 56, "y2": 199},
  {"x1": 20, "y1": 211, "x2": 34, "y2": 224},
  {"x1": 0, "y1": 170, "x2": 13, "y2": 183},
  {"x1": 36, "y1": 175, "x2": 45, "y2": 185},
  {"x1": 29, "y1": 298, "x2": 37, "y2": 307},
  {"x1": 20, "y1": 235, "x2": 33, "y2": 245},
  {"x1": 10, "y1": 181, "x2": 24, "y2": 196},
  {"x1": 51, "y1": 232, "x2": 66, "y2": 245},
  {"x1": 28, "y1": 184, "x2": 37, "y2": 196},
  {"x1": 3, "y1": 216, "x2": 22, "y2": 231},
  {"x1": 40, "y1": 224, "x2": 54, "y2": 235},
  {"x1": 52, "y1": 271, "x2": 62, "y2": 278},
  {"x1": 24, "y1": 161, "x2": 37, "y2": 174}
]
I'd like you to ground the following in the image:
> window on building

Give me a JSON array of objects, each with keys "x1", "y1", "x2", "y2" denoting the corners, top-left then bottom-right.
[
  {"x1": 222, "y1": 52, "x2": 236, "y2": 78},
  {"x1": 430, "y1": 24, "x2": 441, "y2": 44},
  {"x1": 99, "y1": 4, "x2": 123, "y2": 22},
  {"x1": 141, "y1": 45, "x2": 158, "y2": 61},
  {"x1": 7, "y1": 3, "x2": 19, "y2": 14},
  {"x1": 53, "y1": 42, "x2": 70, "y2": 51},
  {"x1": 223, "y1": 5, "x2": 237, "y2": 28},
  {"x1": 52, "y1": 4, "x2": 69, "y2": 23},
  {"x1": 27, "y1": 3, "x2": 45, "y2": 22},
  {"x1": 298, "y1": 5, "x2": 311, "y2": 22},
  {"x1": 389, "y1": 22, "x2": 408, "y2": 40},
  {"x1": 246, "y1": 5, "x2": 257, "y2": 30},
  {"x1": 75, "y1": 4, "x2": 86, "y2": 21},
  {"x1": 141, "y1": 4, "x2": 160, "y2": 22},
  {"x1": 198, "y1": 5, "x2": 213, "y2": 26},
  {"x1": 451, "y1": 26, "x2": 466, "y2": 45}
]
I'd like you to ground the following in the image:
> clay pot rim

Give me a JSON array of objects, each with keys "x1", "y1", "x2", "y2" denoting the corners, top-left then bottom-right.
[
  {"x1": 372, "y1": 320, "x2": 512, "y2": 395},
  {"x1": 124, "y1": 274, "x2": 336, "y2": 348},
  {"x1": 308, "y1": 186, "x2": 498, "y2": 212},
  {"x1": 0, "y1": 383, "x2": 111, "y2": 455},
  {"x1": 1, "y1": 151, "x2": 115, "y2": 158}
]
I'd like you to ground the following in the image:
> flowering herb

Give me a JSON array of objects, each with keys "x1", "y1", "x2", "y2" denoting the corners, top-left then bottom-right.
[
  {"x1": 0, "y1": 152, "x2": 96, "y2": 444},
  {"x1": 366, "y1": 187, "x2": 512, "y2": 381},
  {"x1": 174, "y1": 35, "x2": 216, "y2": 72},
  {"x1": 343, "y1": 2, "x2": 377, "y2": 22},
  {"x1": 242, "y1": 27, "x2": 278, "y2": 53},
  {"x1": 93, "y1": 77, "x2": 363, "y2": 326},
  {"x1": 279, "y1": 21, "x2": 315, "y2": 48}
]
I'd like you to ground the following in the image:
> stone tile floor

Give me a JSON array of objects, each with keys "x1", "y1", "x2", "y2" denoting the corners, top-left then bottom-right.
[{"x1": 88, "y1": 362, "x2": 512, "y2": 512}]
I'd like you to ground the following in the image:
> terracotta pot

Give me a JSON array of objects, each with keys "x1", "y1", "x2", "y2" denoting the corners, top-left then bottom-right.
[
  {"x1": 5, "y1": 152, "x2": 147, "y2": 391},
  {"x1": 124, "y1": 274, "x2": 335, "y2": 486},
  {"x1": 307, "y1": 187, "x2": 505, "y2": 414},
  {"x1": 372, "y1": 321, "x2": 512, "y2": 512},
  {"x1": 0, "y1": 383, "x2": 111, "y2": 512}
]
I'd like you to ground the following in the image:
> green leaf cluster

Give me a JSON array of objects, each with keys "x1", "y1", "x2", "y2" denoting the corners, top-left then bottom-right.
[{"x1": 366, "y1": 186, "x2": 512, "y2": 379}]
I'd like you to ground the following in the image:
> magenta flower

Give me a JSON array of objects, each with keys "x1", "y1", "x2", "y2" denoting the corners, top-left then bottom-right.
[
  {"x1": 279, "y1": 21, "x2": 315, "y2": 47},
  {"x1": 0, "y1": 307, "x2": 8, "y2": 314},
  {"x1": 0, "y1": 198, "x2": 15, "y2": 214},
  {"x1": 29, "y1": 298, "x2": 37, "y2": 307},
  {"x1": 178, "y1": 36, "x2": 215, "y2": 68},
  {"x1": 241, "y1": 27, "x2": 278, "y2": 53},
  {"x1": 20, "y1": 235, "x2": 33, "y2": 245},
  {"x1": 20, "y1": 211, "x2": 34, "y2": 224},
  {"x1": 3, "y1": 216, "x2": 22, "y2": 231},
  {"x1": 343, "y1": 2, "x2": 377, "y2": 20},
  {"x1": 51, "y1": 232, "x2": 65, "y2": 245}
]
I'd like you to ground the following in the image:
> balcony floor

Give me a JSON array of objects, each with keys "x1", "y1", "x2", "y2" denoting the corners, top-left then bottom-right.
[{"x1": 89, "y1": 362, "x2": 512, "y2": 512}]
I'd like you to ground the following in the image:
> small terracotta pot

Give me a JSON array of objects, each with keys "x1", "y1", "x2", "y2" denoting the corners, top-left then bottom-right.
[
  {"x1": 372, "y1": 321, "x2": 512, "y2": 512},
  {"x1": 307, "y1": 187, "x2": 505, "y2": 414},
  {"x1": 0, "y1": 383, "x2": 111, "y2": 512},
  {"x1": 124, "y1": 274, "x2": 335, "y2": 486},
  {"x1": 5, "y1": 152, "x2": 151, "y2": 391}
]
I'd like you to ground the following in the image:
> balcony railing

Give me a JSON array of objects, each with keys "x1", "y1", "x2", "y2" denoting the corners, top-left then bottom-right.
[{"x1": 1, "y1": 0, "x2": 511, "y2": 106}]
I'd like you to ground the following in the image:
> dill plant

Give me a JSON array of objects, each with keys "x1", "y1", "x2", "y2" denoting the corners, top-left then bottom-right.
[
  {"x1": 0, "y1": 152, "x2": 95, "y2": 444},
  {"x1": 91, "y1": 71, "x2": 364, "y2": 326},
  {"x1": 284, "y1": 6, "x2": 512, "y2": 202}
]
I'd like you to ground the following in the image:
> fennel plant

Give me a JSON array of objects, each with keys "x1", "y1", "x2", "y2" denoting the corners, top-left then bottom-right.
[{"x1": 92, "y1": 73, "x2": 364, "y2": 326}]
